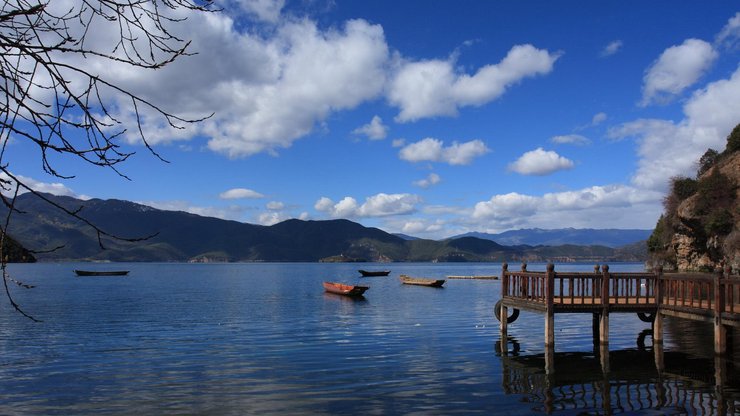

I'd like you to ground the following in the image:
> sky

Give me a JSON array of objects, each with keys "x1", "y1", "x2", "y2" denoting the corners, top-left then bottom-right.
[{"x1": 7, "y1": 1, "x2": 740, "y2": 239}]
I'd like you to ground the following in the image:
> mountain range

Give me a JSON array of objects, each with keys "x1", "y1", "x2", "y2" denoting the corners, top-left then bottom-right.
[
  {"x1": 4, "y1": 193, "x2": 648, "y2": 263},
  {"x1": 453, "y1": 228, "x2": 652, "y2": 248}
]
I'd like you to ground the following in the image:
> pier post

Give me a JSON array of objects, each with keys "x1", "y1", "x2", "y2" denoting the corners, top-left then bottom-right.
[
  {"x1": 599, "y1": 265, "x2": 610, "y2": 345},
  {"x1": 500, "y1": 263, "x2": 509, "y2": 350},
  {"x1": 545, "y1": 263, "x2": 555, "y2": 348},
  {"x1": 653, "y1": 266, "x2": 664, "y2": 344},
  {"x1": 714, "y1": 267, "x2": 726, "y2": 354}
]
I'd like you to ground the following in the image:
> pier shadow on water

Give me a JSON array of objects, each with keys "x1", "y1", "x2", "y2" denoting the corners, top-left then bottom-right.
[{"x1": 495, "y1": 326, "x2": 740, "y2": 414}]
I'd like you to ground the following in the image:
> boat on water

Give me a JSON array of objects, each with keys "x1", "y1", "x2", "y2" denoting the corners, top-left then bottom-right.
[
  {"x1": 399, "y1": 275, "x2": 445, "y2": 287},
  {"x1": 358, "y1": 269, "x2": 391, "y2": 277},
  {"x1": 74, "y1": 270, "x2": 129, "y2": 276},
  {"x1": 323, "y1": 282, "x2": 369, "y2": 297}
]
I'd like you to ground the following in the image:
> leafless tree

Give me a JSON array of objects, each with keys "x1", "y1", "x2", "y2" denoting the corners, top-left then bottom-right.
[{"x1": 0, "y1": 0, "x2": 216, "y2": 320}]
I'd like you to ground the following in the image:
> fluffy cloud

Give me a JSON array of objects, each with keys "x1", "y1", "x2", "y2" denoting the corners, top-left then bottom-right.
[
  {"x1": 508, "y1": 148, "x2": 574, "y2": 175},
  {"x1": 86, "y1": 15, "x2": 390, "y2": 158},
  {"x1": 640, "y1": 39, "x2": 717, "y2": 106},
  {"x1": 352, "y1": 115, "x2": 388, "y2": 140},
  {"x1": 601, "y1": 40, "x2": 623, "y2": 57},
  {"x1": 388, "y1": 44, "x2": 560, "y2": 122},
  {"x1": 716, "y1": 12, "x2": 740, "y2": 49},
  {"x1": 413, "y1": 173, "x2": 441, "y2": 188},
  {"x1": 0, "y1": 173, "x2": 78, "y2": 198},
  {"x1": 219, "y1": 188, "x2": 265, "y2": 199},
  {"x1": 550, "y1": 134, "x2": 591, "y2": 146},
  {"x1": 237, "y1": 0, "x2": 285, "y2": 23},
  {"x1": 315, "y1": 193, "x2": 421, "y2": 218},
  {"x1": 266, "y1": 201, "x2": 284, "y2": 210},
  {"x1": 470, "y1": 185, "x2": 663, "y2": 231},
  {"x1": 610, "y1": 66, "x2": 740, "y2": 191},
  {"x1": 258, "y1": 211, "x2": 287, "y2": 225},
  {"x1": 399, "y1": 138, "x2": 489, "y2": 165},
  {"x1": 141, "y1": 200, "x2": 249, "y2": 221},
  {"x1": 592, "y1": 112, "x2": 607, "y2": 125}
]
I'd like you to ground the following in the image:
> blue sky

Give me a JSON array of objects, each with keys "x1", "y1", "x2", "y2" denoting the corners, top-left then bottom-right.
[{"x1": 8, "y1": 1, "x2": 740, "y2": 239}]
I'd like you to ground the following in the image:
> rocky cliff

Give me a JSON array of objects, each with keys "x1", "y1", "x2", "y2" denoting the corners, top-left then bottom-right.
[{"x1": 648, "y1": 124, "x2": 739, "y2": 272}]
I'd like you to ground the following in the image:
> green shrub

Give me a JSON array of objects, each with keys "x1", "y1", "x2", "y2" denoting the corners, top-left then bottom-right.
[
  {"x1": 647, "y1": 215, "x2": 670, "y2": 252},
  {"x1": 704, "y1": 209, "x2": 734, "y2": 235},
  {"x1": 727, "y1": 123, "x2": 740, "y2": 153},
  {"x1": 671, "y1": 176, "x2": 698, "y2": 200},
  {"x1": 697, "y1": 148, "x2": 719, "y2": 177}
]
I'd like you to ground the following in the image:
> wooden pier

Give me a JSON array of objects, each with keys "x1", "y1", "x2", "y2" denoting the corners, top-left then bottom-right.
[{"x1": 498, "y1": 263, "x2": 740, "y2": 355}]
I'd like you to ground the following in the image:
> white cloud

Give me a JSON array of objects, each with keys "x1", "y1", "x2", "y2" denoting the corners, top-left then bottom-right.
[
  {"x1": 141, "y1": 200, "x2": 249, "y2": 221},
  {"x1": 0, "y1": 173, "x2": 79, "y2": 198},
  {"x1": 413, "y1": 173, "x2": 441, "y2": 188},
  {"x1": 610, "y1": 65, "x2": 740, "y2": 191},
  {"x1": 399, "y1": 138, "x2": 489, "y2": 165},
  {"x1": 219, "y1": 188, "x2": 265, "y2": 199},
  {"x1": 392, "y1": 138, "x2": 406, "y2": 148},
  {"x1": 258, "y1": 211, "x2": 286, "y2": 226},
  {"x1": 89, "y1": 15, "x2": 390, "y2": 158},
  {"x1": 508, "y1": 148, "x2": 574, "y2": 175},
  {"x1": 352, "y1": 115, "x2": 388, "y2": 140},
  {"x1": 640, "y1": 38, "x2": 718, "y2": 106},
  {"x1": 401, "y1": 219, "x2": 444, "y2": 235},
  {"x1": 601, "y1": 40, "x2": 623, "y2": 57},
  {"x1": 266, "y1": 201, "x2": 284, "y2": 210},
  {"x1": 237, "y1": 0, "x2": 285, "y2": 23},
  {"x1": 592, "y1": 112, "x2": 607, "y2": 125},
  {"x1": 716, "y1": 12, "x2": 740, "y2": 49},
  {"x1": 470, "y1": 185, "x2": 663, "y2": 231},
  {"x1": 315, "y1": 193, "x2": 421, "y2": 218},
  {"x1": 388, "y1": 44, "x2": 560, "y2": 122},
  {"x1": 550, "y1": 134, "x2": 591, "y2": 146}
]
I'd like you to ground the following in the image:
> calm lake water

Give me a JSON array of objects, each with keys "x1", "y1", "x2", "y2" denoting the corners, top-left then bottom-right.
[{"x1": 0, "y1": 262, "x2": 738, "y2": 414}]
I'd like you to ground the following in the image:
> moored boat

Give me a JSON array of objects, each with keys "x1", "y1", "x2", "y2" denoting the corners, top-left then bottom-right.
[
  {"x1": 399, "y1": 275, "x2": 445, "y2": 287},
  {"x1": 74, "y1": 270, "x2": 129, "y2": 276},
  {"x1": 323, "y1": 282, "x2": 369, "y2": 297},
  {"x1": 358, "y1": 269, "x2": 390, "y2": 277}
]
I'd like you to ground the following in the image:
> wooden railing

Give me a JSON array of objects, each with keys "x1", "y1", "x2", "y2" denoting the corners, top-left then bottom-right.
[
  {"x1": 502, "y1": 263, "x2": 737, "y2": 312},
  {"x1": 502, "y1": 263, "x2": 657, "y2": 308}
]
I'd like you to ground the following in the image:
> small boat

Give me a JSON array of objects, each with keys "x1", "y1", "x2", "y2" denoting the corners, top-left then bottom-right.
[
  {"x1": 323, "y1": 282, "x2": 369, "y2": 297},
  {"x1": 358, "y1": 269, "x2": 391, "y2": 277},
  {"x1": 399, "y1": 275, "x2": 445, "y2": 287},
  {"x1": 74, "y1": 270, "x2": 129, "y2": 276}
]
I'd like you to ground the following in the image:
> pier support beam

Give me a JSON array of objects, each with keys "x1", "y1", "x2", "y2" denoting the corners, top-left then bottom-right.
[
  {"x1": 599, "y1": 265, "x2": 610, "y2": 345},
  {"x1": 714, "y1": 269, "x2": 726, "y2": 355},
  {"x1": 653, "y1": 312, "x2": 663, "y2": 344},
  {"x1": 544, "y1": 263, "x2": 555, "y2": 348}
]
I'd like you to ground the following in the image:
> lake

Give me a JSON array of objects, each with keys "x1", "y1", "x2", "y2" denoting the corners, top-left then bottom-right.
[{"x1": 0, "y1": 262, "x2": 738, "y2": 414}]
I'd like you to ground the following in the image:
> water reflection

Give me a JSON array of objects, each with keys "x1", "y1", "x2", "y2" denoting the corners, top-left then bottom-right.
[{"x1": 496, "y1": 333, "x2": 740, "y2": 414}]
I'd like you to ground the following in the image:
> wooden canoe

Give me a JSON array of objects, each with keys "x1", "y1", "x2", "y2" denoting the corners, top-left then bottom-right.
[
  {"x1": 74, "y1": 270, "x2": 129, "y2": 276},
  {"x1": 358, "y1": 269, "x2": 391, "y2": 277},
  {"x1": 323, "y1": 282, "x2": 369, "y2": 296},
  {"x1": 399, "y1": 275, "x2": 445, "y2": 287}
]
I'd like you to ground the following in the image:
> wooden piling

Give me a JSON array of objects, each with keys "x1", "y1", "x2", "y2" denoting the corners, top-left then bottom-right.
[
  {"x1": 545, "y1": 263, "x2": 555, "y2": 347},
  {"x1": 714, "y1": 267, "x2": 726, "y2": 354},
  {"x1": 599, "y1": 265, "x2": 610, "y2": 345},
  {"x1": 653, "y1": 266, "x2": 664, "y2": 344}
]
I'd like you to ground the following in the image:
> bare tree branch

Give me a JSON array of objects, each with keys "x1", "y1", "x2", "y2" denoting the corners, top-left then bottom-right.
[{"x1": 0, "y1": 0, "x2": 217, "y2": 320}]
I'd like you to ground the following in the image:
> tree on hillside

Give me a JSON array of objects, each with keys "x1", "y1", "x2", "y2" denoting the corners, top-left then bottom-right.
[{"x1": 0, "y1": 0, "x2": 215, "y2": 320}]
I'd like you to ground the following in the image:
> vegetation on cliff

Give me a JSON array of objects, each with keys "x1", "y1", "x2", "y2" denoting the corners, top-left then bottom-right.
[
  {"x1": 0, "y1": 234, "x2": 35, "y2": 263},
  {"x1": 648, "y1": 123, "x2": 740, "y2": 272}
]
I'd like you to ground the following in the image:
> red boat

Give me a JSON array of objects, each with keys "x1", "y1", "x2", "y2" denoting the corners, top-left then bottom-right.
[{"x1": 323, "y1": 282, "x2": 369, "y2": 297}]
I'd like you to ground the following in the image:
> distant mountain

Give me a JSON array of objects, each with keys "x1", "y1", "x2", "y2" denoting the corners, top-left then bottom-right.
[
  {"x1": 453, "y1": 228, "x2": 652, "y2": 248},
  {"x1": 393, "y1": 233, "x2": 420, "y2": 241},
  {"x1": 4, "y1": 193, "x2": 648, "y2": 263}
]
